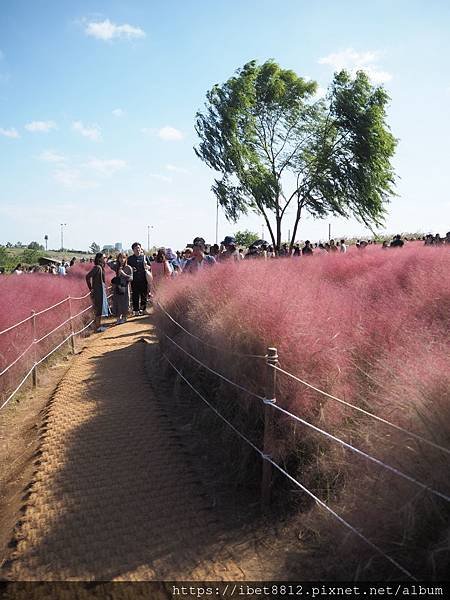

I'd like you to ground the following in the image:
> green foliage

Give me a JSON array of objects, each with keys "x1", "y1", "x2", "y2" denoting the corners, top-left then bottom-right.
[
  {"x1": 21, "y1": 248, "x2": 44, "y2": 265},
  {"x1": 27, "y1": 241, "x2": 45, "y2": 250},
  {"x1": 0, "y1": 246, "x2": 16, "y2": 270},
  {"x1": 89, "y1": 242, "x2": 100, "y2": 254},
  {"x1": 195, "y1": 60, "x2": 397, "y2": 250},
  {"x1": 234, "y1": 230, "x2": 260, "y2": 247}
]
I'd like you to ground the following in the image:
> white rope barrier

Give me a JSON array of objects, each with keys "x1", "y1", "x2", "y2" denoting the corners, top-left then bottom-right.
[
  {"x1": 29, "y1": 296, "x2": 69, "y2": 318},
  {"x1": 268, "y1": 402, "x2": 450, "y2": 503},
  {"x1": 0, "y1": 342, "x2": 34, "y2": 377},
  {"x1": 157, "y1": 301, "x2": 267, "y2": 359},
  {"x1": 165, "y1": 334, "x2": 267, "y2": 401},
  {"x1": 163, "y1": 352, "x2": 416, "y2": 582},
  {"x1": 269, "y1": 363, "x2": 450, "y2": 456},
  {"x1": 265, "y1": 457, "x2": 417, "y2": 581},
  {"x1": 0, "y1": 318, "x2": 95, "y2": 412},
  {"x1": 0, "y1": 294, "x2": 88, "y2": 337},
  {"x1": 35, "y1": 316, "x2": 74, "y2": 344},
  {"x1": 0, "y1": 314, "x2": 34, "y2": 336},
  {"x1": 70, "y1": 291, "x2": 92, "y2": 301},
  {"x1": 0, "y1": 365, "x2": 36, "y2": 411},
  {"x1": 73, "y1": 318, "x2": 94, "y2": 336}
]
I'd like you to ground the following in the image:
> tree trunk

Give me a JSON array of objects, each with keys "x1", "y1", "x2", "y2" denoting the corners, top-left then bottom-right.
[
  {"x1": 289, "y1": 201, "x2": 303, "y2": 248},
  {"x1": 276, "y1": 217, "x2": 282, "y2": 253}
]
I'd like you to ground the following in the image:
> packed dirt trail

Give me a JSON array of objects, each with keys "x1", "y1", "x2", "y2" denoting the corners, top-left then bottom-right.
[{"x1": 5, "y1": 316, "x2": 291, "y2": 581}]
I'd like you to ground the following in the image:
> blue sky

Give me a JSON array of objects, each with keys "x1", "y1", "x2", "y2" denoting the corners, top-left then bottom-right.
[{"x1": 1, "y1": 0, "x2": 449, "y2": 251}]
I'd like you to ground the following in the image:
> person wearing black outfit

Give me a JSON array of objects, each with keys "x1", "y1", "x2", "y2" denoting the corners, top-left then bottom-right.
[
  {"x1": 127, "y1": 242, "x2": 152, "y2": 315},
  {"x1": 302, "y1": 240, "x2": 313, "y2": 256},
  {"x1": 390, "y1": 234, "x2": 404, "y2": 248}
]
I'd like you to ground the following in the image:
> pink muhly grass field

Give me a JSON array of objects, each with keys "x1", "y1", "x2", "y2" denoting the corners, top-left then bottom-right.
[
  {"x1": 156, "y1": 244, "x2": 450, "y2": 579},
  {"x1": 0, "y1": 264, "x2": 101, "y2": 400}
]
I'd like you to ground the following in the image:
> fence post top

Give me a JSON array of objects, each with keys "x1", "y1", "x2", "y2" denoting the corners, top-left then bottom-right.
[{"x1": 266, "y1": 347, "x2": 278, "y2": 364}]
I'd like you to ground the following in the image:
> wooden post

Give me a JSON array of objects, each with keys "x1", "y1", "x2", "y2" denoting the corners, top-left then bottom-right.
[
  {"x1": 68, "y1": 296, "x2": 75, "y2": 354},
  {"x1": 31, "y1": 310, "x2": 38, "y2": 388},
  {"x1": 261, "y1": 346, "x2": 278, "y2": 512}
]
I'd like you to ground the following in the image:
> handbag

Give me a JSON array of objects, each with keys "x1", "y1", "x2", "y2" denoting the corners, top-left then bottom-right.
[{"x1": 111, "y1": 276, "x2": 121, "y2": 285}]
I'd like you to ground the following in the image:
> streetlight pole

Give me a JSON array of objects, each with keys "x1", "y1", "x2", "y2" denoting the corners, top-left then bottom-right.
[
  {"x1": 60, "y1": 223, "x2": 67, "y2": 251},
  {"x1": 44, "y1": 235, "x2": 48, "y2": 251},
  {"x1": 262, "y1": 224, "x2": 265, "y2": 240}
]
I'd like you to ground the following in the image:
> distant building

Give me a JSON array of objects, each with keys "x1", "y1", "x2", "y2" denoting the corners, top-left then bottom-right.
[
  {"x1": 114, "y1": 242, "x2": 122, "y2": 251},
  {"x1": 102, "y1": 245, "x2": 115, "y2": 252}
]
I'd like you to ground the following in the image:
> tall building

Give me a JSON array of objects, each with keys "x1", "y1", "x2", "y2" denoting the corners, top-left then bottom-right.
[{"x1": 114, "y1": 242, "x2": 122, "y2": 251}]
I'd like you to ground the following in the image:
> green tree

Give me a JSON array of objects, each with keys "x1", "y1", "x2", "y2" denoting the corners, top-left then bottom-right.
[
  {"x1": 89, "y1": 242, "x2": 100, "y2": 254},
  {"x1": 195, "y1": 60, "x2": 397, "y2": 251},
  {"x1": 27, "y1": 241, "x2": 44, "y2": 250},
  {"x1": 234, "y1": 229, "x2": 260, "y2": 247},
  {"x1": 21, "y1": 248, "x2": 43, "y2": 264}
]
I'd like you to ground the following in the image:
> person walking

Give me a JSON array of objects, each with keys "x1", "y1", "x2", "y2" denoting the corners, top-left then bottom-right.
[
  {"x1": 151, "y1": 248, "x2": 173, "y2": 289},
  {"x1": 183, "y1": 237, "x2": 216, "y2": 273},
  {"x1": 85, "y1": 252, "x2": 110, "y2": 332},
  {"x1": 127, "y1": 242, "x2": 153, "y2": 316},
  {"x1": 219, "y1": 236, "x2": 241, "y2": 261},
  {"x1": 107, "y1": 253, "x2": 133, "y2": 324}
]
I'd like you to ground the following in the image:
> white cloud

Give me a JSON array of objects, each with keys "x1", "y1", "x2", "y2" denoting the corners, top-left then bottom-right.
[
  {"x1": 25, "y1": 120, "x2": 57, "y2": 133},
  {"x1": 149, "y1": 173, "x2": 172, "y2": 183},
  {"x1": 0, "y1": 127, "x2": 19, "y2": 138},
  {"x1": 72, "y1": 120, "x2": 101, "y2": 141},
  {"x1": 53, "y1": 165, "x2": 98, "y2": 190},
  {"x1": 112, "y1": 108, "x2": 124, "y2": 117},
  {"x1": 39, "y1": 150, "x2": 66, "y2": 163},
  {"x1": 318, "y1": 48, "x2": 392, "y2": 84},
  {"x1": 165, "y1": 164, "x2": 189, "y2": 174},
  {"x1": 157, "y1": 126, "x2": 184, "y2": 141},
  {"x1": 85, "y1": 158, "x2": 127, "y2": 176},
  {"x1": 85, "y1": 19, "x2": 145, "y2": 41}
]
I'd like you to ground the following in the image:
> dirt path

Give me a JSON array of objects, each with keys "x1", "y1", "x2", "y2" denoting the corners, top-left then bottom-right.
[{"x1": 3, "y1": 317, "x2": 293, "y2": 581}]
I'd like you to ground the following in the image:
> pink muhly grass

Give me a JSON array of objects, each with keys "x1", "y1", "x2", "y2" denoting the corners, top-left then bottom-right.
[
  {"x1": 156, "y1": 244, "x2": 450, "y2": 578},
  {"x1": 0, "y1": 264, "x2": 104, "y2": 399}
]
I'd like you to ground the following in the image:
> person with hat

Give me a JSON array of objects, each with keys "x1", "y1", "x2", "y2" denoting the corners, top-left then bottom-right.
[
  {"x1": 184, "y1": 237, "x2": 216, "y2": 274},
  {"x1": 219, "y1": 236, "x2": 242, "y2": 261}
]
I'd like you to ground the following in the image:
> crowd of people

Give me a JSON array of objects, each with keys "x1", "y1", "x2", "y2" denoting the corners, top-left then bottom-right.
[
  {"x1": 83, "y1": 232, "x2": 450, "y2": 332},
  {"x1": 2, "y1": 232, "x2": 448, "y2": 333}
]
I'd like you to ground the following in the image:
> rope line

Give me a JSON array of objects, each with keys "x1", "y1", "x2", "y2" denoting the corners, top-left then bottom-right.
[
  {"x1": 0, "y1": 342, "x2": 34, "y2": 377},
  {"x1": 35, "y1": 316, "x2": 74, "y2": 344},
  {"x1": 0, "y1": 318, "x2": 94, "y2": 412},
  {"x1": 156, "y1": 301, "x2": 267, "y2": 359},
  {"x1": 269, "y1": 363, "x2": 450, "y2": 456},
  {"x1": 70, "y1": 291, "x2": 91, "y2": 301},
  {"x1": 268, "y1": 402, "x2": 450, "y2": 503},
  {"x1": 163, "y1": 353, "x2": 416, "y2": 582},
  {"x1": 73, "y1": 318, "x2": 94, "y2": 336},
  {"x1": 0, "y1": 294, "x2": 91, "y2": 337},
  {"x1": 266, "y1": 458, "x2": 416, "y2": 581},
  {"x1": 165, "y1": 334, "x2": 266, "y2": 401},
  {"x1": 0, "y1": 314, "x2": 34, "y2": 336},
  {"x1": 0, "y1": 365, "x2": 36, "y2": 411}
]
